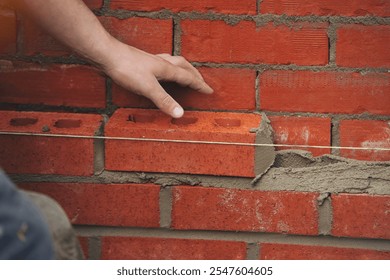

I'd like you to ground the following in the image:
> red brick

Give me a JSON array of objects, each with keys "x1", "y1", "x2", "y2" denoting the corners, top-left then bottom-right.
[
  {"x1": 260, "y1": 243, "x2": 390, "y2": 260},
  {"x1": 112, "y1": 67, "x2": 256, "y2": 111},
  {"x1": 0, "y1": 110, "x2": 102, "y2": 176},
  {"x1": 332, "y1": 194, "x2": 390, "y2": 239},
  {"x1": 337, "y1": 25, "x2": 390, "y2": 68},
  {"x1": 78, "y1": 237, "x2": 89, "y2": 259},
  {"x1": 100, "y1": 17, "x2": 173, "y2": 55},
  {"x1": 101, "y1": 237, "x2": 247, "y2": 260},
  {"x1": 181, "y1": 20, "x2": 328, "y2": 65},
  {"x1": 110, "y1": 0, "x2": 256, "y2": 15},
  {"x1": 0, "y1": 61, "x2": 106, "y2": 108},
  {"x1": 0, "y1": 8, "x2": 16, "y2": 54},
  {"x1": 19, "y1": 183, "x2": 160, "y2": 227},
  {"x1": 105, "y1": 109, "x2": 261, "y2": 177},
  {"x1": 269, "y1": 116, "x2": 331, "y2": 157},
  {"x1": 261, "y1": 70, "x2": 390, "y2": 115},
  {"x1": 339, "y1": 120, "x2": 390, "y2": 161},
  {"x1": 22, "y1": 17, "x2": 172, "y2": 56},
  {"x1": 261, "y1": 0, "x2": 390, "y2": 17},
  {"x1": 172, "y1": 186, "x2": 319, "y2": 235}
]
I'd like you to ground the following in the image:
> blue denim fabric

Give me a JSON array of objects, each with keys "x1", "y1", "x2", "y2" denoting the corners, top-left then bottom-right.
[{"x1": 0, "y1": 170, "x2": 54, "y2": 259}]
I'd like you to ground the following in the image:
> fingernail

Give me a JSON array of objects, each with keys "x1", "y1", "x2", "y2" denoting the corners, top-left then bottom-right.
[
  {"x1": 204, "y1": 83, "x2": 214, "y2": 94},
  {"x1": 173, "y1": 107, "x2": 184, "y2": 118}
]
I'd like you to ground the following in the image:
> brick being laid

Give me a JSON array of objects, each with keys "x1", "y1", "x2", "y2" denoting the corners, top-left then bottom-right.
[
  {"x1": 105, "y1": 108, "x2": 262, "y2": 177},
  {"x1": 0, "y1": 110, "x2": 102, "y2": 176}
]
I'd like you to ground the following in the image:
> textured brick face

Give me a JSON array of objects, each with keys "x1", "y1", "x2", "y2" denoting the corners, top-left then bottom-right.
[
  {"x1": 181, "y1": 20, "x2": 329, "y2": 65},
  {"x1": 20, "y1": 183, "x2": 161, "y2": 227},
  {"x1": 260, "y1": 0, "x2": 390, "y2": 16},
  {"x1": 172, "y1": 186, "x2": 319, "y2": 235},
  {"x1": 105, "y1": 109, "x2": 261, "y2": 177},
  {"x1": 100, "y1": 17, "x2": 173, "y2": 55},
  {"x1": 101, "y1": 237, "x2": 247, "y2": 260},
  {"x1": 339, "y1": 120, "x2": 390, "y2": 161},
  {"x1": 112, "y1": 67, "x2": 256, "y2": 111},
  {"x1": 0, "y1": 111, "x2": 102, "y2": 176},
  {"x1": 260, "y1": 243, "x2": 390, "y2": 260},
  {"x1": 0, "y1": 62, "x2": 106, "y2": 108},
  {"x1": 110, "y1": 0, "x2": 257, "y2": 14},
  {"x1": 337, "y1": 25, "x2": 390, "y2": 68},
  {"x1": 260, "y1": 71, "x2": 390, "y2": 115},
  {"x1": 332, "y1": 194, "x2": 390, "y2": 239},
  {"x1": 269, "y1": 116, "x2": 331, "y2": 156}
]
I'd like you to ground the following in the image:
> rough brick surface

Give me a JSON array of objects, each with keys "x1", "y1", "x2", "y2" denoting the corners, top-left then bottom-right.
[
  {"x1": 269, "y1": 116, "x2": 331, "y2": 156},
  {"x1": 110, "y1": 0, "x2": 256, "y2": 15},
  {"x1": 339, "y1": 120, "x2": 390, "y2": 161},
  {"x1": 100, "y1": 17, "x2": 173, "y2": 55},
  {"x1": 20, "y1": 183, "x2": 161, "y2": 227},
  {"x1": 261, "y1": 70, "x2": 390, "y2": 115},
  {"x1": 337, "y1": 25, "x2": 390, "y2": 68},
  {"x1": 181, "y1": 20, "x2": 328, "y2": 65},
  {"x1": 261, "y1": 0, "x2": 390, "y2": 17},
  {"x1": 260, "y1": 243, "x2": 390, "y2": 260},
  {"x1": 332, "y1": 194, "x2": 390, "y2": 239},
  {"x1": 105, "y1": 109, "x2": 261, "y2": 177},
  {"x1": 0, "y1": 8, "x2": 16, "y2": 54},
  {"x1": 0, "y1": 61, "x2": 106, "y2": 108},
  {"x1": 101, "y1": 237, "x2": 247, "y2": 260},
  {"x1": 0, "y1": 110, "x2": 102, "y2": 176},
  {"x1": 172, "y1": 186, "x2": 319, "y2": 235},
  {"x1": 112, "y1": 67, "x2": 256, "y2": 111}
]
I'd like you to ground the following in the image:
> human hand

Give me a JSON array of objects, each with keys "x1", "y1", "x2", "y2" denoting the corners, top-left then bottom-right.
[{"x1": 102, "y1": 41, "x2": 213, "y2": 118}]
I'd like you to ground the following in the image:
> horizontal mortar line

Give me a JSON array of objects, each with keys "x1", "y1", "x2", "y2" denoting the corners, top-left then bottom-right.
[
  {"x1": 74, "y1": 226, "x2": 390, "y2": 252},
  {"x1": 1, "y1": 131, "x2": 389, "y2": 151},
  {"x1": 2, "y1": 56, "x2": 389, "y2": 73},
  {"x1": 192, "y1": 62, "x2": 390, "y2": 73},
  {"x1": 99, "y1": 10, "x2": 390, "y2": 25},
  {"x1": 262, "y1": 111, "x2": 390, "y2": 121}
]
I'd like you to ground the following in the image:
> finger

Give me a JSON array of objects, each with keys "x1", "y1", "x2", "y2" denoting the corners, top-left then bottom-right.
[
  {"x1": 158, "y1": 61, "x2": 214, "y2": 94},
  {"x1": 157, "y1": 54, "x2": 204, "y2": 82},
  {"x1": 144, "y1": 81, "x2": 184, "y2": 118}
]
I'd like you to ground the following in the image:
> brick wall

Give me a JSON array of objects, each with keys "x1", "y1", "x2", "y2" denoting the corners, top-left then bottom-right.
[{"x1": 0, "y1": 0, "x2": 389, "y2": 260}]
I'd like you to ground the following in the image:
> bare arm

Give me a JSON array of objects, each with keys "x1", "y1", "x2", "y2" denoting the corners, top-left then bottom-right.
[{"x1": 11, "y1": 0, "x2": 213, "y2": 118}]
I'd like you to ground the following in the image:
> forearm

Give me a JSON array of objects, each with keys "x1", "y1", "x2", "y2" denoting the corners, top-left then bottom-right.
[{"x1": 13, "y1": 0, "x2": 114, "y2": 67}]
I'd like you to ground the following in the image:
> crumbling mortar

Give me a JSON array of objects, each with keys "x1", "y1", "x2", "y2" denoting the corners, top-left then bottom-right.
[{"x1": 98, "y1": 9, "x2": 390, "y2": 26}]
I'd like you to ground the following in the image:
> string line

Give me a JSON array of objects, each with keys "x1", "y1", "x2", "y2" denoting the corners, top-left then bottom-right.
[{"x1": 0, "y1": 131, "x2": 389, "y2": 151}]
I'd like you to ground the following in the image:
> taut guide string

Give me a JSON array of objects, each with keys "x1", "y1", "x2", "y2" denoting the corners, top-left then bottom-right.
[{"x1": 0, "y1": 131, "x2": 389, "y2": 151}]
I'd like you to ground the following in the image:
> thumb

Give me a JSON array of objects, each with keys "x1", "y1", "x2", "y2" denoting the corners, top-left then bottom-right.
[{"x1": 145, "y1": 82, "x2": 184, "y2": 118}]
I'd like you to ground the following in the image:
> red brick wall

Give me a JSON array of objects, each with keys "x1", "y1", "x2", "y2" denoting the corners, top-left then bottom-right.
[{"x1": 0, "y1": 0, "x2": 389, "y2": 260}]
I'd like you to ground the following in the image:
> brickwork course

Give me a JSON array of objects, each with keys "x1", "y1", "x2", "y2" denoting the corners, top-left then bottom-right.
[{"x1": 0, "y1": 0, "x2": 389, "y2": 260}]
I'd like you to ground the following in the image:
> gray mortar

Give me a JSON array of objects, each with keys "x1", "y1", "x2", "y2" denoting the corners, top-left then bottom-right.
[
  {"x1": 331, "y1": 117, "x2": 341, "y2": 156},
  {"x1": 74, "y1": 227, "x2": 390, "y2": 252},
  {"x1": 11, "y1": 151, "x2": 390, "y2": 195},
  {"x1": 159, "y1": 187, "x2": 173, "y2": 228},
  {"x1": 317, "y1": 193, "x2": 332, "y2": 235},
  {"x1": 88, "y1": 236, "x2": 102, "y2": 260},
  {"x1": 252, "y1": 113, "x2": 276, "y2": 185},
  {"x1": 327, "y1": 23, "x2": 337, "y2": 65},
  {"x1": 173, "y1": 17, "x2": 182, "y2": 56},
  {"x1": 246, "y1": 243, "x2": 260, "y2": 260}
]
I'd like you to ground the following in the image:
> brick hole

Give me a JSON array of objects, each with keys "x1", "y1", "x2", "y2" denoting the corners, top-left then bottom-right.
[
  {"x1": 171, "y1": 117, "x2": 198, "y2": 126},
  {"x1": 128, "y1": 114, "x2": 155, "y2": 123},
  {"x1": 214, "y1": 118, "x2": 241, "y2": 128},
  {"x1": 54, "y1": 119, "x2": 81, "y2": 128},
  {"x1": 10, "y1": 118, "x2": 38, "y2": 126}
]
